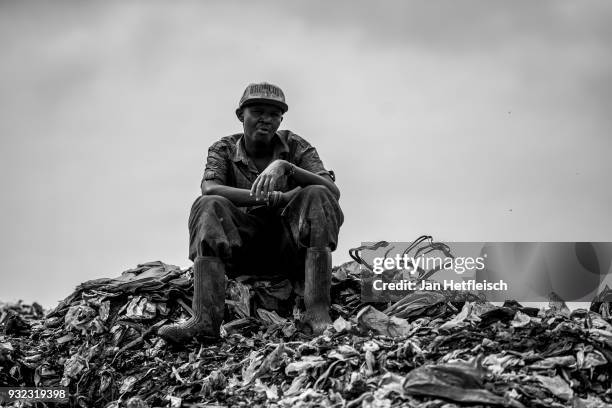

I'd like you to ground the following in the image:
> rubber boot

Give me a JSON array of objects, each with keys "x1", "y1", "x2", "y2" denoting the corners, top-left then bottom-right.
[
  {"x1": 303, "y1": 247, "x2": 333, "y2": 335},
  {"x1": 157, "y1": 256, "x2": 225, "y2": 345}
]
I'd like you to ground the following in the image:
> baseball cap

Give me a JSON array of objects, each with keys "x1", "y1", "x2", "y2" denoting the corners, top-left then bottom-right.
[{"x1": 237, "y1": 82, "x2": 288, "y2": 113}]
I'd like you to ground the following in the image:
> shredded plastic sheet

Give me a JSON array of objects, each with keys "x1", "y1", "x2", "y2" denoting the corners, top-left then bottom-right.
[
  {"x1": 0, "y1": 260, "x2": 611, "y2": 407},
  {"x1": 357, "y1": 306, "x2": 412, "y2": 337},
  {"x1": 402, "y1": 357, "x2": 523, "y2": 406}
]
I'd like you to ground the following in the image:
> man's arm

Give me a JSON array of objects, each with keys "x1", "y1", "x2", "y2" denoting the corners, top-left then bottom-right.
[
  {"x1": 249, "y1": 160, "x2": 340, "y2": 202},
  {"x1": 202, "y1": 180, "x2": 304, "y2": 208},
  {"x1": 288, "y1": 162, "x2": 340, "y2": 199},
  {"x1": 202, "y1": 180, "x2": 268, "y2": 206}
]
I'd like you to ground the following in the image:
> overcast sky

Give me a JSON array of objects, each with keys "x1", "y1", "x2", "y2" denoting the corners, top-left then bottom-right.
[{"x1": 1, "y1": 1, "x2": 611, "y2": 309}]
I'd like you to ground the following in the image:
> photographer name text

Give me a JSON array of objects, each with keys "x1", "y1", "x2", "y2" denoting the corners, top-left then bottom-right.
[{"x1": 372, "y1": 279, "x2": 508, "y2": 291}]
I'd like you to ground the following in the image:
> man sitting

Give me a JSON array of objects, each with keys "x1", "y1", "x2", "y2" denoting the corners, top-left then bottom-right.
[{"x1": 158, "y1": 82, "x2": 343, "y2": 344}]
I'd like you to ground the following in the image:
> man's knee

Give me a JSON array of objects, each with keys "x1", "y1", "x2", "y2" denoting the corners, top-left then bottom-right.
[
  {"x1": 188, "y1": 195, "x2": 239, "y2": 259},
  {"x1": 301, "y1": 185, "x2": 333, "y2": 196},
  {"x1": 286, "y1": 185, "x2": 343, "y2": 249},
  {"x1": 191, "y1": 195, "x2": 235, "y2": 218},
  {"x1": 296, "y1": 185, "x2": 337, "y2": 206},
  {"x1": 189, "y1": 195, "x2": 237, "y2": 233},
  {"x1": 193, "y1": 194, "x2": 232, "y2": 210}
]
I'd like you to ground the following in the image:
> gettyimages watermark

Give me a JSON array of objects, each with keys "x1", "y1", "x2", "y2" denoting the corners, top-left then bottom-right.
[{"x1": 355, "y1": 241, "x2": 612, "y2": 303}]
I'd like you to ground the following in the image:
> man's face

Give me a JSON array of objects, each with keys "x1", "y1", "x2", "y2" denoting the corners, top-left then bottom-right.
[{"x1": 239, "y1": 103, "x2": 283, "y2": 145}]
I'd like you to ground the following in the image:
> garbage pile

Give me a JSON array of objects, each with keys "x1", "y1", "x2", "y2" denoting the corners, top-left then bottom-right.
[{"x1": 1, "y1": 260, "x2": 612, "y2": 407}]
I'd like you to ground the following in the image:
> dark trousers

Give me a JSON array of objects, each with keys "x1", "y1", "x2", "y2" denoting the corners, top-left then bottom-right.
[{"x1": 188, "y1": 185, "x2": 343, "y2": 281}]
